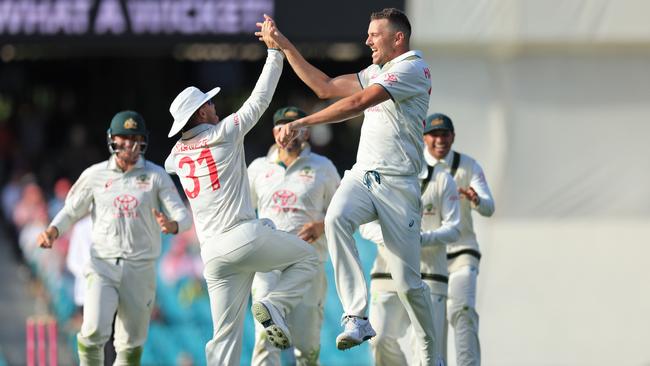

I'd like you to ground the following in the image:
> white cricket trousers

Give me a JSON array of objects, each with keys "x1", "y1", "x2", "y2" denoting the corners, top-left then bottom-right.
[
  {"x1": 324, "y1": 169, "x2": 437, "y2": 364},
  {"x1": 448, "y1": 265, "x2": 480, "y2": 366},
  {"x1": 202, "y1": 220, "x2": 319, "y2": 366},
  {"x1": 77, "y1": 257, "x2": 156, "y2": 366},
  {"x1": 251, "y1": 263, "x2": 327, "y2": 366},
  {"x1": 369, "y1": 288, "x2": 447, "y2": 366}
]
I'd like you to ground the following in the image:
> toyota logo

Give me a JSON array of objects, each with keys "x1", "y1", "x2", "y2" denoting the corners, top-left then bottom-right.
[
  {"x1": 272, "y1": 189, "x2": 297, "y2": 206},
  {"x1": 113, "y1": 194, "x2": 139, "y2": 212}
]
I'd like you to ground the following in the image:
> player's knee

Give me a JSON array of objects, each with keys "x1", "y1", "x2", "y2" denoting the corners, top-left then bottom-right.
[
  {"x1": 324, "y1": 209, "x2": 354, "y2": 234},
  {"x1": 78, "y1": 323, "x2": 110, "y2": 346}
]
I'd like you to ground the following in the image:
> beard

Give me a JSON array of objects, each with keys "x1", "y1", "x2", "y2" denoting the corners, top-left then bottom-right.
[{"x1": 283, "y1": 139, "x2": 302, "y2": 153}]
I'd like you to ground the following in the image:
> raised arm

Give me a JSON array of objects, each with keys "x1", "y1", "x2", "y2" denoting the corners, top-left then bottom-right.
[
  {"x1": 275, "y1": 84, "x2": 390, "y2": 147},
  {"x1": 256, "y1": 14, "x2": 361, "y2": 99}
]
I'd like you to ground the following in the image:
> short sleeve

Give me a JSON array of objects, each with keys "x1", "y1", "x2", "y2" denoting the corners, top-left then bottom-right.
[{"x1": 372, "y1": 61, "x2": 429, "y2": 102}]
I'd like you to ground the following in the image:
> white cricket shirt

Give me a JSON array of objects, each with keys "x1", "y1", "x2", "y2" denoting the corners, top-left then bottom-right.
[
  {"x1": 425, "y1": 149, "x2": 495, "y2": 260},
  {"x1": 248, "y1": 144, "x2": 340, "y2": 262},
  {"x1": 165, "y1": 50, "x2": 283, "y2": 253},
  {"x1": 51, "y1": 156, "x2": 192, "y2": 261},
  {"x1": 356, "y1": 50, "x2": 432, "y2": 176}
]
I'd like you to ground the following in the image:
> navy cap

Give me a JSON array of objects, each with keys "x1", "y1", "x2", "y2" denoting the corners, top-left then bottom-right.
[{"x1": 423, "y1": 113, "x2": 454, "y2": 134}]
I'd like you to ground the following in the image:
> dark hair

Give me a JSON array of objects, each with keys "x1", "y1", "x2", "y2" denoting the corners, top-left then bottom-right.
[{"x1": 370, "y1": 8, "x2": 411, "y2": 41}]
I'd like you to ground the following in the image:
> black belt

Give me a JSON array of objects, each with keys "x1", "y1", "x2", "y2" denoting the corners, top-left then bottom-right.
[
  {"x1": 447, "y1": 249, "x2": 481, "y2": 261},
  {"x1": 371, "y1": 273, "x2": 448, "y2": 284}
]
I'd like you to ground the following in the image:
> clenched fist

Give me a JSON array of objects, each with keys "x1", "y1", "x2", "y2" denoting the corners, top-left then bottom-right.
[
  {"x1": 153, "y1": 208, "x2": 179, "y2": 234},
  {"x1": 37, "y1": 227, "x2": 59, "y2": 249}
]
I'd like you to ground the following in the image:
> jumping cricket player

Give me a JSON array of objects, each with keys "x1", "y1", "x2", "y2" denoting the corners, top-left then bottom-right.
[
  {"x1": 360, "y1": 121, "x2": 463, "y2": 366},
  {"x1": 261, "y1": 9, "x2": 439, "y2": 362}
]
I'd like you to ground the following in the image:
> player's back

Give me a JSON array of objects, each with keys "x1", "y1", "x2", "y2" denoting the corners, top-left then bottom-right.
[{"x1": 166, "y1": 120, "x2": 255, "y2": 244}]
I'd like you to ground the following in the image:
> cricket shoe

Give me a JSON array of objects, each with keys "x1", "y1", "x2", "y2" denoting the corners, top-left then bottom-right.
[
  {"x1": 335, "y1": 315, "x2": 376, "y2": 350},
  {"x1": 252, "y1": 301, "x2": 291, "y2": 350}
]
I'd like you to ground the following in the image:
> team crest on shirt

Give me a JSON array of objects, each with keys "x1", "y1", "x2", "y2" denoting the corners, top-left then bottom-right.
[
  {"x1": 135, "y1": 174, "x2": 152, "y2": 190},
  {"x1": 113, "y1": 194, "x2": 139, "y2": 218},
  {"x1": 423, "y1": 203, "x2": 436, "y2": 216},
  {"x1": 298, "y1": 166, "x2": 315, "y2": 182}
]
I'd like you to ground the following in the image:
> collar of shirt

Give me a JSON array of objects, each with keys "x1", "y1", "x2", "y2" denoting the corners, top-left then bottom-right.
[
  {"x1": 107, "y1": 155, "x2": 145, "y2": 172},
  {"x1": 423, "y1": 148, "x2": 453, "y2": 167},
  {"x1": 380, "y1": 50, "x2": 423, "y2": 69},
  {"x1": 181, "y1": 124, "x2": 212, "y2": 140}
]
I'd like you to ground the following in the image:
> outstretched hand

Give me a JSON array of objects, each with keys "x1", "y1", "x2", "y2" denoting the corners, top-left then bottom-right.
[
  {"x1": 255, "y1": 14, "x2": 289, "y2": 50},
  {"x1": 152, "y1": 208, "x2": 178, "y2": 234}
]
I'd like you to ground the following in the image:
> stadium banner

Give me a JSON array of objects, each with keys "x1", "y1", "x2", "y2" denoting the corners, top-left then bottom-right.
[{"x1": 0, "y1": 0, "x2": 404, "y2": 43}]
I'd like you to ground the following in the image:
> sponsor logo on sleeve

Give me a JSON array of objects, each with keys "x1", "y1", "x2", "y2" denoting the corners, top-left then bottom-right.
[{"x1": 383, "y1": 72, "x2": 398, "y2": 86}]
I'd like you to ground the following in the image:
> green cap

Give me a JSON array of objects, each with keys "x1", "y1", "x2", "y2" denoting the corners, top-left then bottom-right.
[
  {"x1": 273, "y1": 106, "x2": 307, "y2": 125},
  {"x1": 108, "y1": 110, "x2": 148, "y2": 136},
  {"x1": 423, "y1": 113, "x2": 454, "y2": 134}
]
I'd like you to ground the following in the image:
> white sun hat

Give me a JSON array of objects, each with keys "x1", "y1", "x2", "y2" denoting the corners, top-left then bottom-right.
[{"x1": 168, "y1": 86, "x2": 221, "y2": 137}]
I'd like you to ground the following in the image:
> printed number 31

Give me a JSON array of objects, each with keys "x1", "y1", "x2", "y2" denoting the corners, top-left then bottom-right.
[{"x1": 178, "y1": 148, "x2": 220, "y2": 199}]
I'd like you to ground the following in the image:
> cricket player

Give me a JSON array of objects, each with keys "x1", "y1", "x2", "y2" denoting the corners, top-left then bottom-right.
[
  {"x1": 36, "y1": 110, "x2": 192, "y2": 366},
  {"x1": 360, "y1": 121, "x2": 462, "y2": 366},
  {"x1": 261, "y1": 8, "x2": 438, "y2": 361},
  {"x1": 164, "y1": 21, "x2": 319, "y2": 366},
  {"x1": 248, "y1": 106, "x2": 341, "y2": 366},
  {"x1": 424, "y1": 113, "x2": 495, "y2": 366}
]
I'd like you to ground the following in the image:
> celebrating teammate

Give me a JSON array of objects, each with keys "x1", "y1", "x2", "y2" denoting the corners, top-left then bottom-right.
[
  {"x1": 163, "y1": 21, "x2": 319, "y2": 366},
  {"x1": 258, "y1": 8, "x2": 440, "y2": 362},
  {"x1": 248, "y1": 106, "x2": 341, "y2": 365},
  {"x1": 37, "y1": 110, "x2": 192, "y2": 366},
  {"x1": 424, "y1": 113, "x2": 495, "y2": 366}
]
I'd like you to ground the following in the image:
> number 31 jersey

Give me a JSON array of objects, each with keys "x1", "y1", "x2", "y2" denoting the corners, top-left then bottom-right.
[{"x1": 164, "y1": 50, "x2": 283, "y2": 244}]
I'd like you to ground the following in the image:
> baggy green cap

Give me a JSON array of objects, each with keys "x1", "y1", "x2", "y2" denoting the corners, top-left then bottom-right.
[{"x1": 273, "y1": 106, "x2": 307, "y2": 125}]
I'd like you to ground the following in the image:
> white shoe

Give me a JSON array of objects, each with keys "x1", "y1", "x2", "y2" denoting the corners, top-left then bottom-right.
[
  {"x1": 335, "y1": 315, "x2": 376, "y2": 350},
  {"x1": 252, "y1": 301, "x2": 291, "y2": 350}
]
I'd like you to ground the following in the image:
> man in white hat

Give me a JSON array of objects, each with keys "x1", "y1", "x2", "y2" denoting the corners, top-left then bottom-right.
[{"x1": 163, "y1": 20, "x2": 319, "y2": 366}]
